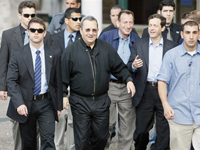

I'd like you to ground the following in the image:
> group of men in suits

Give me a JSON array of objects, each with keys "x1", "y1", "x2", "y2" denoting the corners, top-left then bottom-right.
[{"x1": 1, "y1": 0, "x2": 200, "y2": 150}]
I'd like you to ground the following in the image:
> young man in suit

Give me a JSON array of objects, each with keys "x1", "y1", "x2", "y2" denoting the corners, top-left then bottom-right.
[
  {"x1": 99, "y1": 10, "x2": 140, "y2": 150},
  {"x1": 0, "y1": 1, "x2": 53, "y2": 150},
  {"x1": 142, "y1": 0, "x2": 182, "y2": 44},
  {"x1": 128, "y1": 14, "x2": 178, "y2": 150},
  {"x1": 6, "y1": 17, "x2": 63, "y2": 150},
  {"x1": 52, "y1": 8, "x2": 81, "y2": 150}
]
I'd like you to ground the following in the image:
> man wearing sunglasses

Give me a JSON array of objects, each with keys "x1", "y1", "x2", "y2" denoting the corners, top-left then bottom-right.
[
  {"x1": 6, "y1": 17, "x2": 63, "y2": 150},
  {"x1": 0, "y1": 1, "x2": 53, "y2": 150},
  {"x1": 52, "y1": 8, "x2": 81, "y2": 150},
  {"x1": 62, "y1": 15, "x2": 136, "y2": 150},
  {"x1": 48, "y1": 0, "x2": 82, "y2": 34},
  {"x1": 99, "y1": 10, "x2": 140, "y2": 150}
]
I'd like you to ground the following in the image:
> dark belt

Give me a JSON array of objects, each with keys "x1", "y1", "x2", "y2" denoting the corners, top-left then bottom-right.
[
  {"x1": 146, "y1": 81, "x2": 158, "y2": 87},
  {"x1": 110, "y1": 79, "x2": 123, "y2": 84},
  {"x1": 70, "y1": 91, "x2": 108, "y2": 101},
  {"x1": 33, "y1": 92, "x2": 47, "y2": 100}
]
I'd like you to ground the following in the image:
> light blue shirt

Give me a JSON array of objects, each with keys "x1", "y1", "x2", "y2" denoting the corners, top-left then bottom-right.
[
  {"x1": 157, "y1": 43, "x2": 200, "y2": 125},
  {"x1": 30, "y1": 44, "x2": 48, "y2": 94},
  {"x1": 111, "y1": 31, "x2": 131, "y2": 80},
  {"x1": 147, "y1": 38, "x2": 163, "y2": 82},
  {"x1": 64, "y1": 29, "x2": 77, "y2": 48}
]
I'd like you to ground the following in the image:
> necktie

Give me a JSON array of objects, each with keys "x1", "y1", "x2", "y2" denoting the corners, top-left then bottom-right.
[
  {"x1": 24, "y1": 31, "x2": 29, "y2": 45},
  {"x1": 34, "y1": 50, "x2": 41, "y2": 95},
  {"x1": 166, "y1": 27, "x2": 172, "y2": 41},
  {"x1": 67, "y1": 34, "x2": 74, "y2": 46}
]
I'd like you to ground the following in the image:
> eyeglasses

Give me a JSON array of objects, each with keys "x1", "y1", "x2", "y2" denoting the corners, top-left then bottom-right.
[
  {"x1": 85, "y1": 29, "x2": 98, "y2": 33},
  {"x1": 23, "y1": 14, "x2": 36, "y2": 18},
  {"x1": 70, "y1": 17, "x2": 82, "y2": 21},
  {"x1": 29, "y1": 28, "x2": 45, "y2": 33}
]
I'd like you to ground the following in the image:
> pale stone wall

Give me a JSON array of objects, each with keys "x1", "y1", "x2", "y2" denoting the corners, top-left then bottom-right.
[{"x1": 0, "y1": 0, "x2": 12, "y2": 46}]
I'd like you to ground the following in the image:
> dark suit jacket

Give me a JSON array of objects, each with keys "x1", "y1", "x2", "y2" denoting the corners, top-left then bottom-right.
[
  {"x1": 52, "y1": 30, "x2": 81, "y2": 51},
  {"x1": 127, "y1": 37, "x2": 178, "y2": 107},
  {"x1": 142, "y1": 23, "x2": 182, "y2": 44},
  {"x1": 6, "y1": 44, "x2": 63, "y2": 123},
  {"x1": 0, "y1": 25, "x2": 53, "y2": 91}
]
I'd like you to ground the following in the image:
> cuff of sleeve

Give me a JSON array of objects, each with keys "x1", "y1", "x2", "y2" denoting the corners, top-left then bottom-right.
[
  {"x1": 132, "y1": 64, "x2": 137, "y2": 72},
  {"x1": 63, "y1": 93, "x2": 67, "y2": 97},
  {"x1": 126, "y1": 76, "x2": 133, "y2": 84}
]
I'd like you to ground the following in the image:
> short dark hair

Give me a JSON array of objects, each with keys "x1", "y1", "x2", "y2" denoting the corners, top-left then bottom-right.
[
  {"x1": 181, "y1": 12, "x2": 190, "y2": 19},
  {"x1": 65, "y1": 8, "x2": 81, "y2": 18},
  {"x1": 148, "y1": 14, "x2": 166, "y2": 28},
  {"x1": 28, "y1": 17, "x2": 46, "y2": 30},
  {"x1": 18, "y1": 1, "x2": 36, "y2": 14},
  {"x1": 183, "y1": 21, "x2": 199, "y2": 32},
  {"x1": 159, "y1": 0, "x2": 175, "y2": 11},
  {"x1": 80, "y1": 16, "x2": 98, "y2": 29},
  {"x1": 76, "y1": 0, "x2": 81, "y2": 3},
  {"x1": 111, "y1": 5, "x2": 123, "y2": 12},
  {"x1": 118, "y1": 10, "x2": 134, "y2": 22}
]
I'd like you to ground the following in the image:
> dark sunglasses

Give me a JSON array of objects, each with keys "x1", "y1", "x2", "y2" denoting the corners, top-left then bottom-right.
[
  {"x1": 23, "y1": 14, "x2": 36, "y2": 18},
  {"x1": 29, "y1": 28, "x2": 45, "y2": 33},
  {"x1": 70, "y1": 17, "x2": 82, "y2": 21}
]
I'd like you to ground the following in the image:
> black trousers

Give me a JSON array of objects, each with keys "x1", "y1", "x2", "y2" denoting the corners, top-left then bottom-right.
[
  {"x1": 134, "y1": 85, "x2": 169, "y2": 150},
  {"x1": 69, "y1": 93, "x2": 111, "y2": 150},
  {"x1": 19, "y1": 97, "x2": 55, "y2": 150}
]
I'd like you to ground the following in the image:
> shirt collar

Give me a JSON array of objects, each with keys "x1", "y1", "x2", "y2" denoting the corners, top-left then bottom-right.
[
  {"x1": 64, "y1": 29, "x2": 77, "y2": 39},
  {"x1": 29, "y1": 43, "x2": 44, "y2": 55},
  {"x1": 166, "y1": 23, "x2": 173, "y2": 31},
  {"x1": 118, "y1": 30, "x2": 130, "y2": 41},
  {"x1": 20, "y1": 24, "x2": 26, "y2": 35},
  {"x1": 180, "y1": 43, "x2": 200, "y2": 56},
  {"x1": 149, "y1": 37, "x2": 163, "y2": 46}
]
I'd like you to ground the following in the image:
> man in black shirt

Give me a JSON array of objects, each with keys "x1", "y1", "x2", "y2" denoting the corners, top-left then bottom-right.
[{"x1": 62, "y1": 15, "x2": 135, "y2": 150}]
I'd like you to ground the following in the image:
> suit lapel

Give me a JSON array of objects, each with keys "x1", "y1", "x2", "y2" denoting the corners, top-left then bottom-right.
[
  {"x1": 163, "y1": 39, "x2": 170, "y2": 57},
  {"x1": 59, "y1": 31, "x2": 65, "y2": 50},
  {"x1": 44, "y1": 45, "x2": 53, "y2": 84},
  {"x1": 22, "y1": 45, "x2": 34, "y2": 81},
  {"x1": 14, "y1": 26, "x2": 23, "y2": 47},
  {"x1": 141, "y1": 39, "x2": 149, "y2": 68},
  {"x1": 75, "y1": 31, "x2": 81, "y2": 41}
]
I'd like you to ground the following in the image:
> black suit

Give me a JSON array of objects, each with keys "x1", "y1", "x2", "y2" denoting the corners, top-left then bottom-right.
[
  {"x1": 0, "y1": 25, "x2": 53, "y2": 91},
  {"x1": 128, "y1": 37, "x2": 178, "y2": 150},
  {"x1": 142, "y1": 23, "x2": 182, "y2": 44},
  {"x1": 52, "y1": 30, "x2": 81, "y2": 51},
  {"x1": 6, "y1": 44, "x2": 63, "y2": 150}
]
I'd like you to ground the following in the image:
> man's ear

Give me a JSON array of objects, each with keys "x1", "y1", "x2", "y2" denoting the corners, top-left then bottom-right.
[
  {"x1": 180, "y1": 31, "x2": 183, "y2": 39},
  {"x1": 65, "y1": 18, "x2": 69, "y2": 25},
  {"x1": 43, "y1": 30, "x2": 47, "y2": 37},
  {"x1": 161, "y1": 25, "x2": 165, "y2": 32},
  {"x1": 77, "y1": 3, "x2": 81, "y2": 8},
  {"x1": 18, "y1": 13, "x2": 22, "y2": 20}
]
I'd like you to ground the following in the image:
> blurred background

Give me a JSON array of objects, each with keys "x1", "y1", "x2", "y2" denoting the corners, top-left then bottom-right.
[{"x1": 0, "y1": 0, "x2": 199, "y2": 45}]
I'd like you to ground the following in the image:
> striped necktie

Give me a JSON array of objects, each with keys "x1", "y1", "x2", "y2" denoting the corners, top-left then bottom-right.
[{"x1": 34, "y1": 50, "x2": 41, "y2": 95}]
